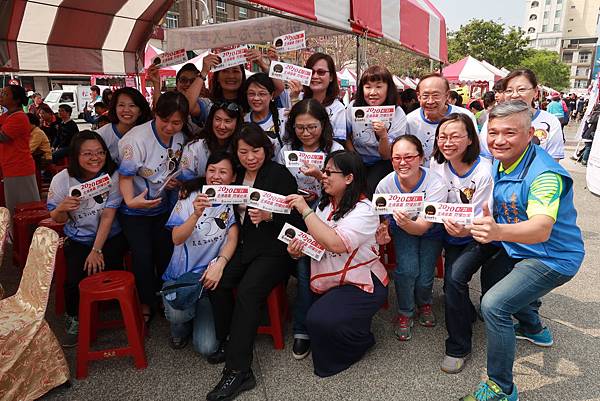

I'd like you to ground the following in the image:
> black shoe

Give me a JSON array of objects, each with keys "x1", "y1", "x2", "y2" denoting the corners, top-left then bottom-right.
[
  {"x1": 206, "y1": 368, "x2": 256, "y2": 401},
  {"x1": 292, "y1": 338, "x2": 311, "y2": 360},
  {"x1": 169, "y1": 336, "x2": 188, "y2": 350},
  {"x1": 207, "y1": 340, "x2": 227, "y2": 365}
]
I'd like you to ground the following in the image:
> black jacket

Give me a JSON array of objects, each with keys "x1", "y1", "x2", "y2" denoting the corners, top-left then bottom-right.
[{"x1": 235, "y1": 160, "x2": 301, "y2": 262}]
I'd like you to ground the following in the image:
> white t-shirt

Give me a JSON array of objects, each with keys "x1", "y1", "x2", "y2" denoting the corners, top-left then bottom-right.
[
  {"x1": 180, "y1": 139, "x2": 210, "y2": 182},
  {"x1": 47, "y1": 170, "x2": 122, "y2": 244},
  {"x1": 276, "y1": 141, "x2": 344, "y2": 197},
  {"x1": 478, "y1": 109, "x2": 564, "y2": 160},
  {"x1": 96, "y1": 123, "x2": 123, "y2": 164},
  {"x1": 406, "y1": 105, "x2": 478, "y2": 163},
  {"x1": 326, "y1": 99, "x2": 348, "y2": 142},
  {"x1": 346, "y1": 101, "x2": 407, "y2": 165},
  {"x1": 118, "y1": 120, "x2": 185, "y2": 216},
  {"x1": 244, "y1": 109, "x2": 287, "y2": 158},
  {"x1": 162, "y1": 193, "x2": 236, "y2": 281}
]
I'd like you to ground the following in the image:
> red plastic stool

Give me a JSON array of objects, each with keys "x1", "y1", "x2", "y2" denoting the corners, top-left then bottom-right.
[
  {"x1": 12, "y1": 209, "x2": 50, "y2": 268},
  {"x1": 14, "y1": 200, "x2": 46, "y2": 214},
  {"x1": 257, "y1": 283, "x2": 289, "y2": 350},
  {"x1": 77, "y1": 271, "x2": 147, "y2": 379}
]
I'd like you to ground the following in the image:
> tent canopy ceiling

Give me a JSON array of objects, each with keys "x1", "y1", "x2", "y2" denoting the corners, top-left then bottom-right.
[{"x1": 0, "y1": 0, "x2": 173, "y2": 75}]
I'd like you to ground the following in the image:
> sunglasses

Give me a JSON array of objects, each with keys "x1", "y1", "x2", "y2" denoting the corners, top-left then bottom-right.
[
  {"x1": 213, "y1": 101, "x2": 241, "y2": 113},
  {"x1": 166, "y1": 144, "x2": 183, "y2": 174},
  {"x1": 321, "y1": 169, "x2": 345, "y2": 177}
]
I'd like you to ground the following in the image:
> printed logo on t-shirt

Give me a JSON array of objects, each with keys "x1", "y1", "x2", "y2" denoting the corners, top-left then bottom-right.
[{"x1": 533, "y1": 122, "x2": 550, "y2": 145}]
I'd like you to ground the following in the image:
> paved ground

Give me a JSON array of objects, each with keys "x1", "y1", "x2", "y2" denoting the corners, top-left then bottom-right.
[{"x1": 1, "y1": 123, "x2": 599, "y2": 401}]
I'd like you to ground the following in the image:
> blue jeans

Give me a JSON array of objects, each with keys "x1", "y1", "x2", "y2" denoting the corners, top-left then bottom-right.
[
  {"x1": 293, "y1": 256, "x2": 313, "y2": 339},
  {"x1": 391, "y1": 227, "x2": 443, "y2": 317},
  {"x1": 481, "y1": 258, "x2": 572, "y2": 394},
  {"x1": 162, "y1": 294, "x2": 218, "y2": 356}
]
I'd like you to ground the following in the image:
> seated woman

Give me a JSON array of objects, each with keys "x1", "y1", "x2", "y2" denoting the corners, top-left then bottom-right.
[
  {"x1": 286, "y1": 150, "x2": 388, "y2": 378},
  {"x1": 47, "y1": 131, "x2": 127, "y2": 347},
  {"x1": 206, "y1": 123, "x2": 298, "y2": 401},
  {"x1": 161, "y1": 152, "x2": 238, "y2": 355}
]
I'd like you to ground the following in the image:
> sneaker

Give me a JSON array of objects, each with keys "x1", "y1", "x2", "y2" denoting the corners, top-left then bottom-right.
[
  {"x1": 394, "y1": 315, "x2": 413, "y2": 341},
  {"x1": 292, "y1": 338, "x2": 311, "y2": 360},
  {"x1": 514, "y1": 324, "x2": 553, "y2": 347},
  {"x1": 461, "y1": 380, "x2": 519, "y2": 401},
  {"x1": 206, "y1": 368, "x2": 256, "y2": 401},
  {"x1": 417, "y1": 304, "x2": 436, "y2": 327},
  {"x1": 169, "y1": 336, "x2": 189, "y2": 350},
  {"x1": 441, "y1": 354, "x2": 470, "y2": 374},
  {"x1": 207, "y1": 340, "x2": 227, "y2": 365},
  {"x1": 62, "y1": 314, "x2": 78, "y2": 348}
]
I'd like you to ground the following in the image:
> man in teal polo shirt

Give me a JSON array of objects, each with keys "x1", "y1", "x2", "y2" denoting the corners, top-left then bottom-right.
[{"x1": 461, "y1": 100, "x2": 585, "y2": 401}]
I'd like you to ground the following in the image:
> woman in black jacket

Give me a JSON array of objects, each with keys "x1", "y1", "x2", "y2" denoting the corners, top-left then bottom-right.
[{"x1": 207, "y1": 123, "x2": 298, "y2": 401}]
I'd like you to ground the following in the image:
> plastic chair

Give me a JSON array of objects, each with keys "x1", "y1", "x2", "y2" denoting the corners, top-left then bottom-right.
[
  {"x1": 0, "y1": 208, "x2": 9, "y2": 299},
  {"x1": 12, "y1": 209, "x2": 50, "y2": 268},
  {"x1": 256, "y1": 283, "x2": 289, "y2": 350},
  {"x1": 14, "y1": 200, "x2": 46, "y2": 214},
  {"x1": 76, "y1": 271, "x2": 147, "y2": 379},
  {"x1": 0, "y1": 227, "x2": 69, "y2": 401}
]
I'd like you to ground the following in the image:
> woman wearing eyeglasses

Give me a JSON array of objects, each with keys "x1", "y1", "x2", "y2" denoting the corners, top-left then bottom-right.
[
  {"x1": 429, "y1": 113, "x2": 494, "y2": 373},
  {"x1": 48, "y1": 131, "x2": 127, "y2": 347},
  {"x1": 479, "y1": 69, "x2": 564, "y2": 161},
  {"x1": 118, "y1": 91, "x2": 188, "y2": 324},
  {"x1": 206, "y1": 123, "x2": 298, "y2": 401},
  {"x1": 284, "y1": 150, "x2": 388, "y2": 377},
  {"x1": 346, "y1": 66, "x2": 407, "y2": 197},
  {"x1": 180, "y1": 101, "x2": 243, "y2": 181},
  {"x1": 287, "y1": 53, "x2": 347, "y2": 143},
  {"x1": 375, "y1": 134, "x2": 446, "y2": 341}
]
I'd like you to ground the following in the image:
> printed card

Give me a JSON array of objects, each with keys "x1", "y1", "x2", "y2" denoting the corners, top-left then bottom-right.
[
  {"x1": 277, "y1": 223, "x2": 325, "y2": 261},
  {"x1": 421, "y1": 202, "x2": 474, "y2": 225},
  {"x1": 246, "y1": 188, "x2": 291, "y2": 214},
  {"x1": 211, "y1": 45, "x2": 248, "y2": 72},
  {"x1": 273, "y1": 30, "x2": 306, "y2": 52},
  {"x1": 352, "y1": 106, "x2": 396, "y2": 124},
  {"x1": 283, "y1": 151, "x2": 325, "y2": 169},
  {"x1": 202, "y1": 185, "x2": 249, "y2": 205},
  {"x1": 153, "y1": 48, "x2": 187, "y2": 68},
  {"x1": 269, "y1": 62, "x2": 312, "y2": 86},
  {"x1": 69, "y1": 173, "x2": 111, "y2": 200},
  {"x1": 372, "y1": 193, "x2": 425, "y2": 215}
]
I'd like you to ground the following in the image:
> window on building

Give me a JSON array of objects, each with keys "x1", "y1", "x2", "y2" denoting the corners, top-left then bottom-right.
[
  {"x1": 528, "y1": 27, "x2": 536, "y2": 33},
  {"x1": 574, "y1": 80, "x2": 588, "y2": 88},
  {"x1": 543, "y1": 11, "x2": 549, "y2": 18},
  {"x1": 531, "y1": 1, "x2": 539, "y2": 7},
  {"x1": 216, "y1": 1, "x2": 227, "y2": 22},
  {"x1": 571, "y1": 5, "x2": 576, "y2": 8},
  {"x1": 165, "y1": 12, "x2": 179, "y2": 28},
  {"x1": 553, "y1": 24, "x2": 560, "y2": 31},
  {"x1": 239, "y1": 7, "x2": 248, "y2": 19},
  {"x1": 529, "y1": 14, "x2": 537, "y2": 20},
  {"x1": 562, "y1": 52, "x2": 573, "y2": 63},
  {"x1": 545, "y1": 0, "x2": 551, "y2": 4},
  {"x1": 557, "y1": 0, "x2": 562, "y2": 3},
  {"x1": 539, "y1": 38, "x2": 557, "y2": 46},
  {"x1": 576, "y1": 67, "x2": 590, "y2": 76},
  {"x1": 555, "y1": 10, "x2": 561, "y2": 17},
  {"x1": 542, "y1": 25, "x2": 548, "y2": 32},
  {"x1": 579, "y1": 53, "x2": 591, "y2": 63}
]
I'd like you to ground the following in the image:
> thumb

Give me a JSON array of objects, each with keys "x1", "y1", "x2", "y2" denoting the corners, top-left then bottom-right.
[{"x1": 482, "y1": 202, "x2": 491, "y2": 217}]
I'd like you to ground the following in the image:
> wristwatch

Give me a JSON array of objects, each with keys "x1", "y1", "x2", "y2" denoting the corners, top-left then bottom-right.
[
  {"x1": 92, "y1": 247, "x2": 103, "y2": 254},
  {"x1": 197, "y1": 72, "x2": 207, "y2": 81}
]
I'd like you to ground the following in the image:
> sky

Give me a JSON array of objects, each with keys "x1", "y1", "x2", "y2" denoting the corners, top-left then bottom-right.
[{"x1": 429, "y1": 0, "x2": 526, "y2": 31}]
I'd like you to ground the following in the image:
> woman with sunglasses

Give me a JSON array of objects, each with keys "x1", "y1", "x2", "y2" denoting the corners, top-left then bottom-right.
[
  {"x1": 47, "y1": 131, "x2": 127, "y2": 347},
  {"x1": 96, "y1": 87, "x2": 152, "y2": 164},
  {"x1": 276, "y1": 99, "x2": 343, "y2": 359},
  {"x1": 479, "y1": 69, "x2": 564, "y2": 161},
  {"x1": 118, "y1": 91, "x2": 188, "y2": 324},
  {"x1": 287, "y1": 53, "x2": 347, "y2": 143},
  {"x1": 429, "y1": 113, "x2": 494, "y2": 373},
  {"x1": 285, "y1": 150, "x2": 388, "y2": 377},
  {"x1": 375, "y1": 134, "x2": 446, "y2": 341},
  {"x1": 206, "y1": 123, "x2": 298, "y2": 401},
  {"x1": 180, "y1": 101, "x2": 243, "y2": 181},
  {"x1": 346, "y1": 65, "x2": 407, "y2": 197},
  {"x1": 242, "y1": 73, "x2": 287, "y2": 158}
]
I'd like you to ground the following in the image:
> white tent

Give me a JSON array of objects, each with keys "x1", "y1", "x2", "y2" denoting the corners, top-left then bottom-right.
[{"x1": 481, "y1": 60, "x2": 508, "y2": 78}]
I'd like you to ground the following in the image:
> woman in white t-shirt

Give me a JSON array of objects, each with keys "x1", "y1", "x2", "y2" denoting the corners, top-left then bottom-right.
[
  {"x1": 429, "y1": 113, "x2": 494, "y2": 374},
  {"x1": 375, "y1": 134, "x2": 446, "y2": 341},
  {"x1": 479, "y1": 69, "x2": 564, "y2": 160},
  {"x1": 286, "y1": 150, "x2": 388, "y2": 377},
  {"x1": 346, "y1": 65, "x2": 407, "y2": 196}
]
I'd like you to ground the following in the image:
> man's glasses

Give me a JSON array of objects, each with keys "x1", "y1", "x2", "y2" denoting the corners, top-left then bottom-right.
[
  {"x1": 213, "y1": 101, "x2": 241, "y2": 113},
  {"x1": 312, "y1": 69, "x2": 330, "y2": 77},
  {"x1": 392, "y1": 154, "x2": 420, "y2": 163},
  {"x1": 80, "y1": 151, "x2": 106, "y2": 159},
  {"x1": 419, "y1": 93, "x2": 444, "y2": 101},
  {"x1": 294, "y1": 123, "x2": 320, "y2": 133},
  {"x1": 321, "y1": 169, "x2": 345, "y2": 177}
]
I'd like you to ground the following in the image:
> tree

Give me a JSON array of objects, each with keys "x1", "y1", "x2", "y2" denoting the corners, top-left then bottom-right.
[
  {"x1": 520, "y1": 49, "x2": 570, "y2": 90},
  {"x1": 448, "y1": 19, "x2": 530, "y2": 69}
]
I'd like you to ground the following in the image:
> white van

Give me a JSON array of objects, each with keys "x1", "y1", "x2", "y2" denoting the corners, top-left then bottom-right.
[{"x1": 44, "y1": 85, "x2": 110, "y2": 119}]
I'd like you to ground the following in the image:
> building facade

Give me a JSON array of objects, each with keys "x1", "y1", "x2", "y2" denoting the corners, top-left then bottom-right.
[{"x1": 164, "y1": 0, "x2": 262, "y2": 28}]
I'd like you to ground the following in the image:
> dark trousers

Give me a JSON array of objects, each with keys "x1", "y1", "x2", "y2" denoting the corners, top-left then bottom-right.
[
  {"x1": 64, "y1": 233, "x2": 128, "y2": 316},
  {"x1": 444, "y1": 242, "x2": 517, "y2": 357},
  {"x1": 52, "y1": 147, "x2": 69, "y2": 163},
  {"x1": 209, "y1": 250, "x2": 290, "y2": 371},
  {"x1": 306, "y1": 275, "x2": 387, "y2": 377},
  {"x1": 119, "y1": 213, "x2": 173, "y2": 306},
  {"x1": 365, "y1": 159, "x2": 393, "y2": 198}
]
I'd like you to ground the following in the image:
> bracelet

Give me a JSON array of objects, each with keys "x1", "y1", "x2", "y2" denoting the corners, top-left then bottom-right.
[
  {"x1": 217, "y1": 255, "x2": 230, "y2": 263},
  {"x1": 197, "y1": 72, "x2": 207, "y2": 81},
  {"x1": 302, "y1": 209, "x2": 314, "y2": 220},
  {"x1": 92, "y1": 247, "x2": 103, "y2": 254}
]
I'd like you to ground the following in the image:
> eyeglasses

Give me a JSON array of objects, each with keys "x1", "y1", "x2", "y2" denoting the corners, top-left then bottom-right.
[
  {"x1": 213, "y1": 101, "x2": 241, "y2": 113},
  {"x1": 247, "y1": 91, "x2": 271, "y2": 99},
  {"x1": 419, "y1": 93, "x2": 444, "y2": 101},
  {"x1": 392, "y1": 154, "x2": 420, "y2": 163},
  {"x1": 321, "y1": 169, "x2": 345, "y2": 177},
  {"x1": 80, "y1": 151, "x2": 106, "y2": 159},
  {"x1": 437, "y1": 135, "x2": 468, "y2": 143},
  {"x1": 504, "y1": 87, "x2": 534, "y2": 96},
  {"x1": 294, "y1": 123, "x2": 321, "y2": 133},
  {"x1": 312, "y1": 69, "x2": 330, "y2": 77}
]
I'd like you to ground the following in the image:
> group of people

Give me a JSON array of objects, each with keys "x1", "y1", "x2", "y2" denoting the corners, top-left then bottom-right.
[{"x1": 0, "y1": 46, "x2": 586, "y2": 401}]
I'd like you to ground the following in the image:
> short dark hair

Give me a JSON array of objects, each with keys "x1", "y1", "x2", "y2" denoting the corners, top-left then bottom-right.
[
  {"x1": 242, "y1": 73, "x2": 282, "y2": 145},
  {"x1": 482, "y1": 91, "x2": 496, "y2": 108},
  {"x1": 432, "y1": 113, "x2": 480, "y2": 165},
  {"x1": 318, "y1": 150, "x2": 367, "y2": 221},
  {"x1": 176, "y1": 63, "x2": 200, "y2": 82},
  {"x1": 7, "y1": 84, "x2": 28, "y2": 106},
  {"x1": 284, "y1": 98, "x2": 334, "y2": 153},
  {"x1": 303, "y1": 53, "x2": 339, "y2": 107},
  {"x1": 90, "y1": 85, "x2": 100, "y2": 95},
  {"x1": 469, "y1": 100, "x2": 483, "y2": 112},
  {"x1": 67, "y1": 130, "x2": 116, "y2": 178},
  {"x1": 26, "y1": 112, "x2": 40, "y2": 126},
  {"x1": 417, "y1": 73, "x2": 450, "y2": 92},
  {"x1": 354, "y1": 65, "x2": 399, "y2": 107},
  {"x1": 107, "y1": 87, "x2": 152, "y2": 127},
  {"x1": 181, "y1": 151, "x2": 235, "y2": 198},
  {"x1": 155, "y1": 91, "x2": 191, "y2": 138},
  {"x1": 102, "y1": 88, "x2": 112, "y2": 105},
  {"x1": 449, "y1": 91, "x2": 463, "y2": 107},
  {"x1": 391, "y1": 134, "x2": 425, "y2": 158},
  {"x1": 39, "y1": 103, "x2": 54, "y2": 115},
  {"x1": 59, "y1": 104, "x2": 72, "y2": 114},
  {"x1": 234, "y1": 122, "x2": 274, "y2": 162},
  {"x1": 492, "y1": 79, "x2": 504, "y2": 92},
  {"x1": 94, "y1": 102, "x2": 106, "y2": 110},
  {"x1": 400, "y1": 88, "x2": 418, "y2": 103}
]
